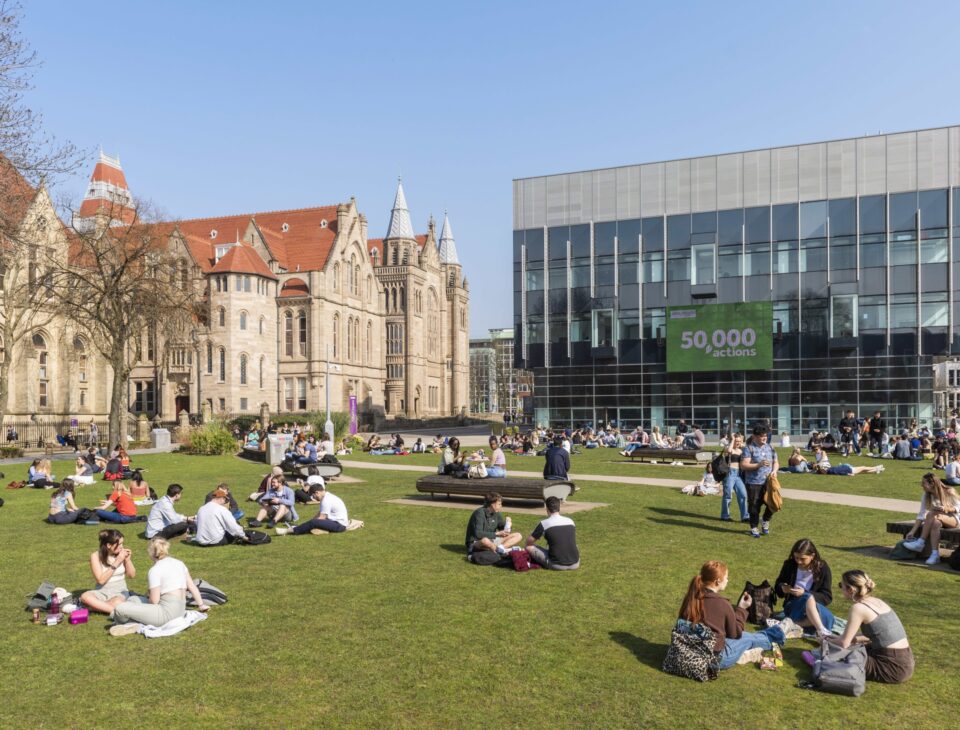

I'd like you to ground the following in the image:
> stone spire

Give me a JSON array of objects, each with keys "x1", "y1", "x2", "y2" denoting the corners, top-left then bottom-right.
[
  {"x1": 437, "y1": 211, "x2": 459, "y2": 265},
  {"x1": 385, "y1": 178, "x2": 415, "y2": 240}
]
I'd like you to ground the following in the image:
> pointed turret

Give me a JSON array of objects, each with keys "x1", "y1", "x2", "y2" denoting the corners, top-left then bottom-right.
[
  {"x1": 385, "y1": 178, "x2": 415, "y2": 240},
  {"x1": 74, "y1": 150, "x2": 136, "y2": 231},
  {"x1": 438, "y1": 212, "x2": 460, "y2": 265}
]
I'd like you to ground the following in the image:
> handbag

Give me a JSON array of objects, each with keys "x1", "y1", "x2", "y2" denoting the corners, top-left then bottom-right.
[
  {"x1": 510, "y1": 550, "x2": 541, "y2": 572},
  {"x1": 813, "y1": 642, "x2": 868, "y2": 696},
  {"x1": 662, "y1": 619, "x2": 719, "y2": 682},
  {"x1": 889, "y1": 540, "x2": 918, "y2": 560},
  {"x1": 742, "y1": 580, "x2": 776, "y2": 625}
]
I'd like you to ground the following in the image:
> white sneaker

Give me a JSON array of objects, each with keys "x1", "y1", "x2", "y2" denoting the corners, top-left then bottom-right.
[
  {"x1": 108, "y1": 622, "x2": 143, "y2": 636},
  {"x1": 877, "y1": 465, "x2": 885, "y2": 473},
  {"x1": 779, "y1": 617, "x2": 804, "y2": 639},
  {"x1": 902, "y1": 537, "x2": 925, "y2": 552},
  {"x1": 736, "y1": 646, "x2": 765, "y2": 665},
  {"x1": 926, "y1": 550, "x2": 941, "y2": 565}
]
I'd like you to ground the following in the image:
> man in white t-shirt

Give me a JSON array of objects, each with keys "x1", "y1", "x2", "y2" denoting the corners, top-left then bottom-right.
[{"x1": 291, "y1": 485, "x2": 349, "y2": 534}]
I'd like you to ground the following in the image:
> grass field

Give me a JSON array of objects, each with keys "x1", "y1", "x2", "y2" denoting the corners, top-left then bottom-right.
[{"x1": 1, "y1": 449, "x2": 956, "y2": 728}]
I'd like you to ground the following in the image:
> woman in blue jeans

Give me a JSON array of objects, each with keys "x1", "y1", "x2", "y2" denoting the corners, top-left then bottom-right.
[
  {"x1": 720, "y1": 433, "x2": 748, "y2": 522},
  {"x1": 679, "y1": 560, "x2": 785, "y2": 669},
  {"x1": 773, "y1": 538, "x2": 834, "y2": 638}
]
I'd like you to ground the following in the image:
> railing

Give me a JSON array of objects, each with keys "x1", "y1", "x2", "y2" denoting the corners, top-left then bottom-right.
[{"x1": 1, "y1": 417, "x2": 114, "y2": 450}]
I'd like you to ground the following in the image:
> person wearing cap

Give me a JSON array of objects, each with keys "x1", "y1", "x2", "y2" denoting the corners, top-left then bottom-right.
[
  {"x1": 290, "y1": 483, "x2": 349, "y2": 534},
  {"x1": 204, "y1": 483, "x2": 245, "y2": 521},
  {"x1": 194, "y1": 488, "x2": 250, "y2": 545}
]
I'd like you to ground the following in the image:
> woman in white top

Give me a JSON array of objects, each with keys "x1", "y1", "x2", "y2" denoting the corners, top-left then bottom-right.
[
  {"x1": 649, "y1": 426, "x2": 666, "y2": 449},
  {"x1": 109, "y1": 537, "x2": 207, "y2": 635},
  {"x1": 486, "y1": 436, "x2": 507, "y2": 478},
  {"x1": 902, "y1": 472, "x2": 960, "y2": 565},
  {"x1": 80, "y1": 529, "x2": 137, "y2": 615}
]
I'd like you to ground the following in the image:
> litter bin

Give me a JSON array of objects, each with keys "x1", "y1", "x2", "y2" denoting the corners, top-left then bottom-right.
[
  {"x1": 150, "y1": 428, "x2": 171, "y2": 449},
  {"x1": 266, "y1": 433, "x2": 294, "y2": 466}
]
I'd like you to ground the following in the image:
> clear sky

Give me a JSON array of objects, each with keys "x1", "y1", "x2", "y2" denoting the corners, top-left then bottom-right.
[{"x1": 22, "y1": 0, "x2": 960, "y2": 337}]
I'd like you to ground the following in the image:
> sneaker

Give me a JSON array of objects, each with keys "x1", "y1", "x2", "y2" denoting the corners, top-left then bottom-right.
[
  {"x1": 247, "y1": 519, "x2": 261, "y2": 528},
  {"x1": 266, "y1": 520, "x2": 276, "y2": 529},
  {"x1": 736, "y1": 647, "x2": 764, "y2": 664},
  {"x1": 750, "y1": 528, "x2": 761, "y2": 538},
  {"x1": 801, "y1": 650, "x2": 816, "y2": 668},
  {"x1": 310, "y1": 528, "x2": 329, "y2": 535},
  {"x1": 108, "y1": 622, "x2": 143, "y2": 637},
  {"x1": 720, "y1": 517, "x2": 734, "y2": 522},
  {"x1": 761, "y1": 521, "x2": 770, "y2": 535},
  {"x1": 926, "y1": 550, "x2": 941, "y2": 565},
  {"x1": 495, "y1": 545, "x2": 508, "y2": 556},
  {"x1": 877, "y1": 465, "x2": 885, "y2": 473},
  {"x1": 779, "y1": 618, "x2": 804, "y2": 639},
  {"x1": 902, "y1": 537, "x2": 925, "y2": 552}
]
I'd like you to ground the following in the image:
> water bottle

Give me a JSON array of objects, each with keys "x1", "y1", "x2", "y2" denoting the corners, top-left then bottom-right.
[
  {"x1": 504, "y1": 517, "x2": 512, "y2": 533},
  {"x1": 49, "y1": 592, "x2": 60, "y2": 616}
]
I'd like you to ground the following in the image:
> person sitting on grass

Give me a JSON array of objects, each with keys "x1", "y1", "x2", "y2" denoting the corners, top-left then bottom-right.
[
  {"x1": 773, "y1": 538, "x2": 834, "y2": 639},
  {"x1": 525, "y1": 496, "x2": 580, "y2": 570},
  {"x1": 543, "y1": 435, "x2": 570, "y2": 481},
  {"x1": 195, "y1": 488, "x2": 251, "y2": 545},
  {"x1": 47, "y1": 479, "x2": 80, "y2": 524},
  {"x1": 205, "y1": 483, "x2": 245, "y2": 521},
  {"x1": 80, "y1": 529, "x2": 137, "y2": 616},
  {"x1": 145, "y1": 484, "x2": 194, "y2": 539},
  {"x1": 486, "y1": 436, "x2": 507, "y2": 478},
  {"x1": 84, "y1": 446, "x2": 107, "y2": 473},
  {"x1": 28, "y1": 458, "x2": 57, "y2": 489},
  {"x1": 95, "y1": 482, "x2": 143, "y2": 524},
  {"x1": 249, "y1": 474, "x2": 296, "y2": 528},
  {"x1": 902, "y1": 472, "x2": 960, "y2": 565},
  {"x1": 465, "y1": 491, "x2": 523, "y2": 563},
  {"x1": 128, "y1": 469, "x2": 151, "y2": 500},
  {"x1": 678, "y1": 560, "x2": 785, "y2": 670},
  {"x1": 430, "y1": 434, "x2": 445, "y2": 453},
  {"x1": 783, "y1": 446, "x2": 811, "y2": 473},
  {"x1": 365, "y1": 434, "x2": 382, "y2": 452},
  {"x1": 411, "y1": 437, "x2": 425, "y2": 453},
  {"x1": 290, "y1": 483, "x2": 349, "y2": 535},
  {"x1": 108, "y1": 537, "x2": 208, "y2": 636},
  {"x1": 801, "y1": 570, "x2": 914, "y2": 684},
  {"x1": 75, "y1": 454, "x2": 95, "y2": 479},
  {"x1": 944, "y1": 452, "x2": 960, "y2": 486},
  {"x1": 893, "y1": 434, "x2": 920, "y2": 460},
  {"x1": 683, "y1": 462, "x2": 719, "y2": 495},
  {"x1": 294, "y1": 474, "x2": 327, "y2": 504}
]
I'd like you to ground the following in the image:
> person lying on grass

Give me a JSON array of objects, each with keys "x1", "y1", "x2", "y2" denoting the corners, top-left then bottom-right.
[
  {"x1": 465, "y1": 491, "x2": 523, "y2": 562},
  {"x1": 290, "y1": 483, "x2": 349, "y2": 534},
  {"x1": 678, "y1": 560, "x2": 785, "y2": 670},
  {"x1": 902, "y1": 472, "x2": 960, "y2": 565},
  {"x1": 811, "y1": 463, "x2": 884, "y2": 476},
  {"x1": 80, "y1": 528, "x2": 137, "y2": 615},
  {"x1": 108, "y1": 537, "x2": 208, "y2": 636},
  {"x1": 773, "y1": 538, "x2": 835, "y2": 639},
  {"x1": 801, "y1": 570, "x2": 914, "y2": 685}
]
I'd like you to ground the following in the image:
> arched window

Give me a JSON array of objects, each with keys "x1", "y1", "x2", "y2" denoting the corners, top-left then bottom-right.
[
  {"x1": 239, "y1": 311, "x2": 247, "y2": 330},
  {"x1": 206, "y1": 341, "x2": 213, "y2": 374},
  {"x1": 218, "y1": 348, "x2": 226, "y2": 382},
  {"x1": 401, "y1": 246, "x2": 408, "y2": 265},
  {"x1": 218, "y1": 307, "x2": 225, "y2": 327},
  {"x1": 366, "y1": 320, "x2": 372, "y2": 362},
  {"x1": 391, "y1": 288, "x2": 397, "y2": 312},
  {"x1": 34, "y1": 333, "x2": 48, "y2": 406},
  {"x1": 259, "y1": 355, "x2": 265, "y2": 389},
  {"x1": 400, "y1": 286, "x2": 406, "y2": 311},
  {"x1": 74, "y1": 337, "x2": 87, "y2": 382},
  {"x1": 333, "y1": 314, "x2": 339, "y2": 358},
  {"x1": 353, "y1": 318, "x2": 360, "y2": 362},
  {"x1": 333, "y1": 263, "x2": 340, "y2": 291},
  {"x1": 346, "y1": 316, "x2": 354, "y2": 361},
  {"x1": 259, "y1": 316, "x2": 264, "y2": 335},
  {"x1": 428, "y1": 290, "x2": 439, "y2": 357},
  {"x1": 349, "y1": 254, "x2": 358, "y2": 295},
  {"x1": 298, "y1": 310, "x2": 307, "y2": 356},
  {"x1": 391, "y1": 245, "x2": 398, "y2": 266},
  {"x1": 239, "y1": 354, "x2": 248, "y2": 385},
  {"x1": 284, "y1": 311, "x2": 293, "y2": 357}
]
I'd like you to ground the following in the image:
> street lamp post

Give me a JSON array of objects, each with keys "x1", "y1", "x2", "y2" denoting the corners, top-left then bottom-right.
[{"x1": 324, "y1": 344, "x2": 339, "y2": 439}]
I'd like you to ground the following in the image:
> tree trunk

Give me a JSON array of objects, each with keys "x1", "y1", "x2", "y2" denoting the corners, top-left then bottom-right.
[
  {"x1": 0, "y1": 319, "x2": 14, "y2": 427},
  {"x1": 108, "y1": 349, "x2": 129, "y2": 448}
]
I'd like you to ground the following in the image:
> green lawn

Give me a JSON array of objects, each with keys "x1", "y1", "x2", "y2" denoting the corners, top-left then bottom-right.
[{"x1": 1, "y1": 451, "x2": 955, "y2": 728}]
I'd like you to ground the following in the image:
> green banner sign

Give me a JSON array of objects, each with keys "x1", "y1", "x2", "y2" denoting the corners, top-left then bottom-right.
[{"x1": 666, "y1": 302, "x2": 772, "y2": 372}]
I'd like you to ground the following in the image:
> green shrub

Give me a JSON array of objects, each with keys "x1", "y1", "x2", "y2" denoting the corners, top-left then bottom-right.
[
  {"x1": 181, "y1": 421, "x2": 238, "y2": 455},
  {"x1": 311, "y1": 411, "x2": 351, "y2": 442},
  {"x1": 0, "y1": 445, "x2": 22, "y2": 458}
]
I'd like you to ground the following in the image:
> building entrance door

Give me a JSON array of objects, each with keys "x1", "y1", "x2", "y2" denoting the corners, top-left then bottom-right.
[{"x1": 175, "y1": 395, "x2": 190, "y2": 415}]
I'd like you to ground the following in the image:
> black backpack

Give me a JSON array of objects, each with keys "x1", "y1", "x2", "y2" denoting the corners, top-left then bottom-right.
[
  {"x1": 241, "y1": 530, "x2": 271, "y2": 545},
  {"x1": 948, "y1": 548, "x2": 960, "y2": 572},
  {"x1": 742, "y1": 580, "x2": 776, "y2": 624},
  {"x1": 711, "y1": 453, "x2": 730, "y2": 481}
]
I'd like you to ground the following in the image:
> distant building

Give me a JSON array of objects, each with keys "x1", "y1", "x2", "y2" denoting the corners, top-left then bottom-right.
[{"x1": 469, "y1": 327, "x2": 531, "y2": 418}]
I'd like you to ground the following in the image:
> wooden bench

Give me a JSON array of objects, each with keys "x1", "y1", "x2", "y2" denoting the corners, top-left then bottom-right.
[
  {"x1": 289, "y1": 462, "x2": 344, "y2": 480},
  {"x1": 887, "y1": 520, "x2": 960, "y2": 549},
  {"x1": 416, "y1": 474, "x2": 578, "y2": 502},
  {"x1": 623, "y1": 448, "x2": 713, "y2": 465}
]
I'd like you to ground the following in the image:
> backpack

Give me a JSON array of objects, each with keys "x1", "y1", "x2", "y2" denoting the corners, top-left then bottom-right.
[
  {"x1": 711, "y1": 453, "x2": 730, "y2": 481},
  {"x1": 241, "y1": 530, "x2": 271, "y2": 545},
  {"x1": 947, "y1": 547, "x2": 960, "y2": 571},
  {"x1": 889, "y1": 540, "x2": 919, "y2": 560},
  {"x1": 813, "y1": 642, "x2": 867, "y2": 696},
  {"x1": 74, "y1": 507, "x2": 95, "y2": 523},
  {"x1": 189, "y1": 578, "x2": 228, "y2": 605},
  {"x1": 469, "y1": 550, "x2": 508, "y2": 566},
  {"x1": 662, "y1": 619, "x2": 719, "y2": 682},
  {"x1": 25, "y1": 581, "x2": 57, "y2": 610},
  {"x1": 742, "y1": 580, "x2": 776, "y2": 624}
]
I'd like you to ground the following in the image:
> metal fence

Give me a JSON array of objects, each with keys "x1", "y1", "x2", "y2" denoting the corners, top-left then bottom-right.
[{"x1": 1, "y1": 416, "x2": 130, "y2": 450}]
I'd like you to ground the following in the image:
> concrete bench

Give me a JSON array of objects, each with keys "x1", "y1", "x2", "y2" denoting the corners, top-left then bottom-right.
[
  {"x1": 239, "y1": 446, "x2": 265, "y2": 462},
  {"x1": 289, "y1": 462, "x2": 344, "y2": 480},
  {"x1": 887, "y1": 520, "x2": 960, "y2": 549},
  {"x1": 416, "y1": 474, "x2": 577, "y2": 502},
  {"x1": 623, "y1": 448, "x2": 713, "y2": 465}
]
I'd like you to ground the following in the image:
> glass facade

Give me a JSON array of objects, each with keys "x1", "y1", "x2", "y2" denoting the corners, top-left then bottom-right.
[{"x1": 513, "y1": 128, "x2": 960, "y2": 434}]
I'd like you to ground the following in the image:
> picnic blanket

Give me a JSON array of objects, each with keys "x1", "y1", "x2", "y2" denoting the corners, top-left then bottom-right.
[{"x1": 140, "y1": 610, "x2": 207, "y2": 638}]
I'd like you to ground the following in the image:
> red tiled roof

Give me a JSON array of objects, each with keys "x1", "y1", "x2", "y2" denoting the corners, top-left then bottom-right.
[
  {"x1": 76, "y1": 197, "x2": 137, "y2": 223},
  {"x1": 367, "y1": 234, "x2": 428, "y2": 261},
  {"x1": 210, "y1": 243, "x2": 277, "y2": 279},
  {"x1": 0, "y1": 157, "x2": 38, "y2": 230},
  {"x1": 89, "y1": 160, "x2": 129, "y2": 189},
  {"x1": 278, "y1": 277, "x2": 309, "y2": 298}
]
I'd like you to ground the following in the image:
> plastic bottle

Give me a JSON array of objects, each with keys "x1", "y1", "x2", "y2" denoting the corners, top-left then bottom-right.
[{"x1": 49, "y1": 592, "x2": 60, "y2": 616}]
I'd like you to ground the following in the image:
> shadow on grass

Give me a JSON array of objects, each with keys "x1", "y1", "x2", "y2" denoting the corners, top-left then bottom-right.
[
  {"x1": 608, "y1": 631, "x2": 667, "y2": 670},
  {"x1": 439, "y1": 544, "x2": 466, "y2": 554}
]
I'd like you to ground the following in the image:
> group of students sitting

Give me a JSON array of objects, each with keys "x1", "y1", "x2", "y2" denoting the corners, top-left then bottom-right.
[
  {"x1": 436, "y1": 437, "x2": 508, "y2": 478},
  {"x1": 679, "y1": 539, "x2": 914, "y2": 684}
]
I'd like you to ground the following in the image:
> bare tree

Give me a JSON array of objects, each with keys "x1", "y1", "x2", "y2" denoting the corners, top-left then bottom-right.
[
  {"x1": 0, "y1": 2, "x2": 79, "y2": 426},
  {"x1": 53, "y1": 197, "x2": 202, "y2": 445}
]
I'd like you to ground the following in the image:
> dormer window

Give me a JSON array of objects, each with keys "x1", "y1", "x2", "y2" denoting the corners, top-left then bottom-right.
[
  {"x1": 214, "y1": 244, "x2": 234, "y2": 263},
  {"x1": 210, "y1": 229, "x2": 218, "y2": 240}
]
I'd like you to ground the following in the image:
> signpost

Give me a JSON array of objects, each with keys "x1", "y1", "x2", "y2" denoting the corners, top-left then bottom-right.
[{"x1": 666, "y1": 302, "x2": 773, "y2": 373}]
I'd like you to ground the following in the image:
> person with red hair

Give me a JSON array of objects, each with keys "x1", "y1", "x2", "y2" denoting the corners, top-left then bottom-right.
[{"x1": 679, "y1": 560, "x2": 785, "y2": 669}]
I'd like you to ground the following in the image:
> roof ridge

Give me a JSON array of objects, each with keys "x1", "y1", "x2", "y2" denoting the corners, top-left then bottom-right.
[{"x1": 176, "y1": 204, "x2": 341, "y2": 225}]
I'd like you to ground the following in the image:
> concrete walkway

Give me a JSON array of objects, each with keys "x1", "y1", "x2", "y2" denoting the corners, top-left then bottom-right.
[{"x1": 339, "y1": 460, "x2": 916, "y2": 515}]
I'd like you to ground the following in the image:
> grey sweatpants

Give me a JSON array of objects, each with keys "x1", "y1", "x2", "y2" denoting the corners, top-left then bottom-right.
[
  {"x1": 528, "y1": 545, "x2": 580, "y2": 571},
  {"x1": 112, "y1": 594, "x2": 185, "y2": 627}
]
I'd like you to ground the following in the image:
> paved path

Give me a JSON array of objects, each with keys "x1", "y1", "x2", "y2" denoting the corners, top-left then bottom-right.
[{"x1": 339, "y1": 460, "x2": 916, "y2": 514}]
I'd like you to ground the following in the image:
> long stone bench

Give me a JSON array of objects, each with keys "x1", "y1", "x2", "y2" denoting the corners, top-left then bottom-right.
[
  {"x1": 887, "y1": 519, "x2": 960, "y2": 549},
  {"x1": 416, "y1": 474, "x2": 578, "y2": 502},
  {"x1": 623, "y1": 448, "x2": 713, "y2": 465},
  {"x1": 289, "y1": 462, "x2": 344, "y2": 480}
]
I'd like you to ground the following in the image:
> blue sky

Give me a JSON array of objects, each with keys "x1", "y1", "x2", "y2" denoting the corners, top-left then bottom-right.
[{"x1": 24, "y1": 0, "x2": 960, "y2": 337}]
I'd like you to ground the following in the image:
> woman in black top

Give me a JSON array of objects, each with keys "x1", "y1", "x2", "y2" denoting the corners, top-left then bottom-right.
[{"x1": 774, "y1": 538, "x2": 835, "y2": 638}]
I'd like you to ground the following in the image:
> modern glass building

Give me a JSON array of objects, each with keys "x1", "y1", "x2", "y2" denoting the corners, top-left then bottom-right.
[{"x1": 513, "y1": 126, "x2": 960, "y2": 435}]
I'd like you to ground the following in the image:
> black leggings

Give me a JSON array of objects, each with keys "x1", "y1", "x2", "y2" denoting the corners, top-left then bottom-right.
[{"x1": 746, "y1": 482, "x2": 773, "y2": 529}]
